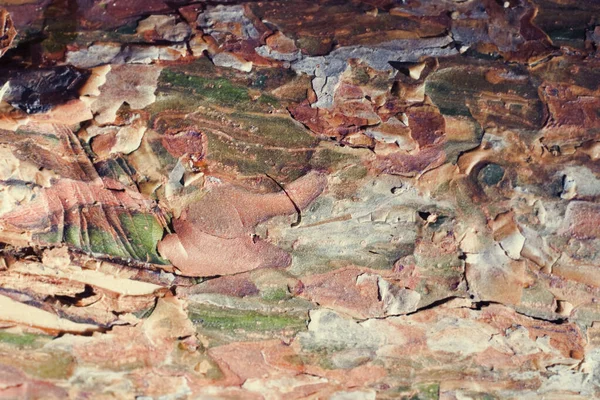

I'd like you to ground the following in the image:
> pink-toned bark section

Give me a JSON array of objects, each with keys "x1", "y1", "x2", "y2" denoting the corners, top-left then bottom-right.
[{"x1": 159, "y1": 171, "x2": 327, "y2": 277}]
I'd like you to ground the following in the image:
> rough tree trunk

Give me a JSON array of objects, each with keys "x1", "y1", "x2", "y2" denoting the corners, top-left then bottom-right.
[{"x1": 0, "y1": 0, "x2": 599, "y2": 398}]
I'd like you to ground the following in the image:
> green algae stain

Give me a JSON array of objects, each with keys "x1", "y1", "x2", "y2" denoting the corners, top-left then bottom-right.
[
  {"x1": 0, "y1": 331, "x2": 48, "y2": 349},
  {"x1": 159, "y1": 69, "x2": 251, "y2": 108},
  {"x1": 413, "y1": 383, "x2": 440, "y2": 400},
  {"x1": 88, "y1": 227, "x2": 130, "y2": 259},
  {"x1": 189, "y1": 305, "x2": 307, "y2": 333},
  {"x1": 64, "y1": 224, "x2": 83, "y2": 249},
  {"x1": 86, "y1": 213, "x2": 165, "y2": 264},
  {"x1": 48, "y1": 211, "x2": 166, "y2": 264},
  {"x1": 261, "y1": 287, "x2": 290, "y2": 302},
  {"x1": 118, "y1": 212, "x2": 167, "y2": 264},
  {"x1": 158, "y1": 67, "x2": 284, "y2": 112}
]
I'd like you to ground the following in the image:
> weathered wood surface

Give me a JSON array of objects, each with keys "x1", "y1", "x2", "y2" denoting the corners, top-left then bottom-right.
[{"x1": 0, "y1": 0, "x2": 599, "y2": 398}]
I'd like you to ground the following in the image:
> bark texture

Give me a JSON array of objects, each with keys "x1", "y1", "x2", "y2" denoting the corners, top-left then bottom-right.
[{"x1": 0, "y1": 0, "x2": 600, "y2": 398}]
